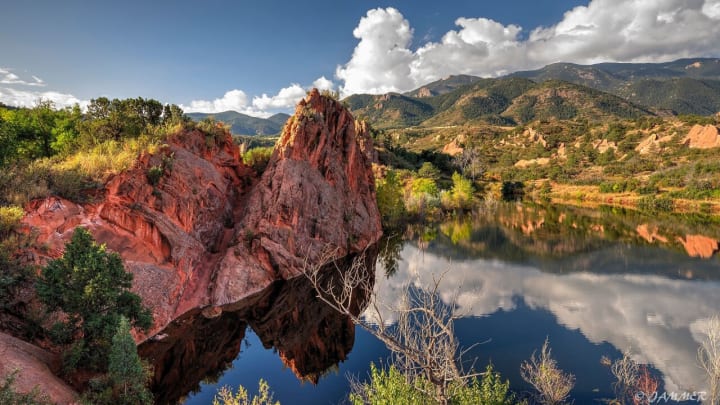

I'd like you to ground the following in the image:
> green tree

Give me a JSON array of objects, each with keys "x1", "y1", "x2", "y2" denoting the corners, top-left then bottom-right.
[
  {"x1": 411, "y1": 177, "x2": 438, "y2": 197},
  {"x1": 375, "y1": 170, "x2": 406, "y2": 228},
  {"x1": 242, "y1": 146, "x2": 274, "y2": 173},
  {"x1": 417, "y1": 162, "x2": 441, "y2": 180},
  {"x1": 108, "y1": 317, "x2": 152, "y2": 405},
  {"x1": 36, "y1": 227, "x2": 153, "y2": 371},
  {"x1": 50, "y1": 105, "x2": 82, "y2": 156},
  {"x1": 0, "y1": 112, "x2": 19, "y2": 166},
  {"x1": 443, "y1": 172, "x2": 474, "y2": 210},
  {"x1": 162, "y1": 104, "x2": 186, "y2": 126}
]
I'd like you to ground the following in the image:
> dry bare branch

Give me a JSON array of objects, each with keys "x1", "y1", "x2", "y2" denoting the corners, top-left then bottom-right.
[
  {"x1": 610, "y1": 349, "x2": 639, "y2": 404},
  {"x1": 303, "y1": 244, "x2": 475, "y2": 405},
  {"x1": 699, "y1": 316, "x2": 720, "y2": 405}
]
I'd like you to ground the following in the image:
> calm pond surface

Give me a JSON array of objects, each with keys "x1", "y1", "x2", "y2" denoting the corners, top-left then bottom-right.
[{"x1": 139, "y1": 202, "x2": 720, "y2": 404}]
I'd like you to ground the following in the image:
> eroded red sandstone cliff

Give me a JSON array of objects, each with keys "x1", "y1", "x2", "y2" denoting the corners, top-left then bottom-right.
[{"x1": 20, "y1": 89, "x2": 382, "y2": 339}]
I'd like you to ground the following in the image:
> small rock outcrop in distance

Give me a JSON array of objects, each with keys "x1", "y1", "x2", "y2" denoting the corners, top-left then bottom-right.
[
  {"x1": 19, "y1": 89, "x2": 382, "y2": 339},
  {"x1": 682, "y1": 124, "x2": 720, "y2": 149}
]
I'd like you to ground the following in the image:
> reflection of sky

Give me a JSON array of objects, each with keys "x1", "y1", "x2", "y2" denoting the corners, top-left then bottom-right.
[{"x1": 369, "y1": 244, "x2": 720, "y2": 393}]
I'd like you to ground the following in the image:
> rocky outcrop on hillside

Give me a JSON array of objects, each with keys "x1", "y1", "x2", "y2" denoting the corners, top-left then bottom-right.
[
  {"x1": 18, "y1": 89, "x2": 382, "y2": 339},
  {"x1": 682, "y1": 124, "x2": 720, "y2": 149}
]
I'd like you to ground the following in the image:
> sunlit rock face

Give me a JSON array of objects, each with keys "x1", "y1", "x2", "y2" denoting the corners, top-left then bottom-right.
[
  {"x1": 213, "y1": 88, "x2": 382, "y2": 306},
  {"x1": 139, "y1": 250, "x2": 377, "y2": 405},
  {"x1": 20, "y1": 90, "x2": 382, "y2": 339}
]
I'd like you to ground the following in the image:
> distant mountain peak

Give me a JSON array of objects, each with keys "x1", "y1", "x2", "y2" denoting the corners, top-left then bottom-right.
[{"x1": 187, "y1": 111, "x2": 290, "y2": 136}]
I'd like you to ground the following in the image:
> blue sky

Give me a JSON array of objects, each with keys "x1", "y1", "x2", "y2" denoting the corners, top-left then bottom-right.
[{"x1": 2, "y1": 0, "x2": 720, "y2": 116}]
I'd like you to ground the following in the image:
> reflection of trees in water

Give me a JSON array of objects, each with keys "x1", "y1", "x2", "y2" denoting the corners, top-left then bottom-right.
[
  {"x1": 414, "y1": 202, "x2": 720, "y2": 271},
  {"x1": 377, "y1": 233, "x2": 404, "y2": 278},
  {"x1": 138, "y1": 248, "x2": 378, "y2": 405}
]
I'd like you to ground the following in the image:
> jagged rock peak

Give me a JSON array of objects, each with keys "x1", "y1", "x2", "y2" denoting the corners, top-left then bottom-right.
[{"x1": 212, "y1": 88, "x2": 383, "y2": 306}]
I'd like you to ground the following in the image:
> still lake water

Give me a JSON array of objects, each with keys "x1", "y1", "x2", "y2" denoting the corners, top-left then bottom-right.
[{"x1": 140, "y1": 203, "x2": 720, "y2": 404}]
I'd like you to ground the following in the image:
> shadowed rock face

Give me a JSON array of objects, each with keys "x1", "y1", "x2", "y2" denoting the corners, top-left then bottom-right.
[
  {"x1": 18, "y1": 89, "x2": 382, "y2": 340},
  {"x1": 139, "y1": 249, "x2": 377, "y2": 405}
]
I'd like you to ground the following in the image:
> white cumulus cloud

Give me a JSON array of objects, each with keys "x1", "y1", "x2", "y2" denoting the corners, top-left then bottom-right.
[
  {"x1": 0, "y1": 87, "x2": 87, "y2": 109},
  {"x1": 252, "y1": 83, "x2": 306, "y2": 111},
  {"x1": 185, "y1": 77, "x2": 336, "y2": 118},
  {"x1": 312, "y1": 76, "x2": 335, "y2": 91},
  {"x1": 337, "y1": 1, "x2": 720, "y2": 95},
  {"x1": 183, "y1": 89, "x2": 250, "y2": 114},
  {"x1": 336, "y1": 7, "x2": 416, "y2": 95}
]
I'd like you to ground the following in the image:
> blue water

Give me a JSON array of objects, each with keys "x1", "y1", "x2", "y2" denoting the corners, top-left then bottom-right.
[
  {"x1": 183, "y1": 328, "x2": 389, "y2": 405},
  {"x1": 144, "y1": 203, "x2": 720, "y2": 404}
]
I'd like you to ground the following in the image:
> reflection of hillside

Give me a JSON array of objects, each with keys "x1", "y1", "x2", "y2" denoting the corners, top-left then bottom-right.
[
  {"x1": 424, "y1": 203, "x2": 720, "y2": 268},
  {"x1": 139, "y1": 251, "x2": 377, "y2": 404}
]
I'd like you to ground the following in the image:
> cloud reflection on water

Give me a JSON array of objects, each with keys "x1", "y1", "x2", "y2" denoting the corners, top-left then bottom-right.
[{"x1": 370, "y1": 244, "x2": 720, "y2": 393}]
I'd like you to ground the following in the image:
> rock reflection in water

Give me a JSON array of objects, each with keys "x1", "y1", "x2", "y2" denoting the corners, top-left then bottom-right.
[{"x1": 139, "y1": 251, "x2": 377, "y2": 405}]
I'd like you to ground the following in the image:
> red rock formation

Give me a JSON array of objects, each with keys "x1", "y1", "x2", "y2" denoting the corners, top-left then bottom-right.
[
  {"x1": 19, "y1": 89, "x2": 382, "y2": 339},
  {"x1": 212, "y1": 89, "x2": 382, "y2": 306},
  {"x1": 682, "y1": 124, "x2": 720, "y2": 149},
  {"x1": 140, "y1": 252, "x2": 376, "y2": 403},
  {"x1": 22, "y1": 128, "x2": 250, "y2": 338},
  {"x1": 442, "y1": 139, "x2": 464, "y2": 156}
]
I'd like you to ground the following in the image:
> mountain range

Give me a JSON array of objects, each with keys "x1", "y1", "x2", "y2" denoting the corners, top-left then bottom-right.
[
  {"x1": 347, "y1": 58, "x2": 720, "y2": 129},
  {"x1": 192, "y1": 58, "x2": 720, "y2": 134},
  {"x1": 186, "y1": 111, "x2": 290, "y2": 135}
]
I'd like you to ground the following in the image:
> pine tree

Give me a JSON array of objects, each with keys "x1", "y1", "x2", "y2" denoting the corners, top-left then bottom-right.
[
  {"x1": 108, "y1": 316, "x2": 152, "y2": 405},
  {"x1": 36, "y1": 227, "x2": 153, "y2": 370}
]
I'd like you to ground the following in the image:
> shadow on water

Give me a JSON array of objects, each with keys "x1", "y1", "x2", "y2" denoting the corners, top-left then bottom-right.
[{"x1": 138, "y1": 249, "x2": 378, "y2": 405}]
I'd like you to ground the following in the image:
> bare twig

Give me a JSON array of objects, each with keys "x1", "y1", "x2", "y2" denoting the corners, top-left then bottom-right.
[{"x1": 699, "y1": 316, "x2": 720, "y2": 405}]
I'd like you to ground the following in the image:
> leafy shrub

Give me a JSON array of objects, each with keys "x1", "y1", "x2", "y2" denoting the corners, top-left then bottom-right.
[
  {"x1": 146, "y1": 165, "x2": 163, "y2": 186},
  {"x1": 417, "y1": 161, "x2": 441, "y2": 180},
  {"x1": 598, "y1": 180, "x2": 640, "y2": 194},
  {"x1": 350, "y1": 363, "x2": 515, "y2": 405},
  {"x1": 410, "y1": 177, "x2": 438, "y2": 197},
  {"x1": 196, "y1": 118, "x2": 230, "y2": 147},
  {"x1": 441, "y1": 172, "x2": 474, "y2": 210},
  {"x1": 212, "y1": 379, "x2": 279, "y2": 405},
  {"x1": 242, "y1": 146, "x2": 274, "y2": 173},
  {"x1": 0, "y1": 205, "x2": 24, "y2": 236}
]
